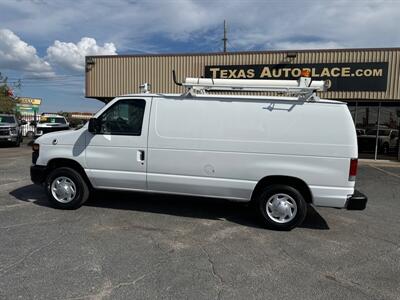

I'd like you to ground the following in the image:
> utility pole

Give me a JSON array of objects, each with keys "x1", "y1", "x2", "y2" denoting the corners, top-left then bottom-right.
[{"x1": 222, "y1": 20, "x2": 227, "y2": 53}]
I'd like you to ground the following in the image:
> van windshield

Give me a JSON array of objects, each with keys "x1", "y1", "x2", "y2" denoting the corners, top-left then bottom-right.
[
  {"x1": 39, "y1": 117, "x2": 66, "y2": 124},
  {"x1": 0, "y1": 116, "x2": 15, "y2": 124}
]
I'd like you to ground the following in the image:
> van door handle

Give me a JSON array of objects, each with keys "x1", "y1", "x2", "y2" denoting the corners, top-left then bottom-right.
[{"x1": 137, "y1": 150, "x2": 145, "y2": 163}]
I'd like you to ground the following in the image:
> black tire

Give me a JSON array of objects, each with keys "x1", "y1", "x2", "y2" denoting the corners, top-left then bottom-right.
[
  {"x1": 256, "y1": 184, "x2": 307, "y2": 230},
  {"x1": 26, "y1": 131, "x2": 34, "y2": 139},
  {"x1": 45, "y1": 167, "x2": 89, "y2": 209}
]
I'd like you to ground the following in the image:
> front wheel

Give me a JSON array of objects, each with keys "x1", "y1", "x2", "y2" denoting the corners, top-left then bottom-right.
[
  {"x1": 256, "y1": 184, "x2": 307, "y2": 230},
  {"x1": 45, "y1": 167, "x2": 89, "y2": 209}
]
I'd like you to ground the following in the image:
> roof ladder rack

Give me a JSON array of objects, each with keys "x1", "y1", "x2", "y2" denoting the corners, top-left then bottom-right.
[{"x1": 180, "y1": 77, "x2": 328, "y2": 101}]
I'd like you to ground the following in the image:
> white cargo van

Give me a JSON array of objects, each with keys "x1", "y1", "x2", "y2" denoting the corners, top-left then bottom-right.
[{"x1": 30, "y1": 75, "x2": 367, "y2": 230}]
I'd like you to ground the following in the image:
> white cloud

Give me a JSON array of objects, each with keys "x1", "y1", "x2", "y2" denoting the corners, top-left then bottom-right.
[
  {"x1": 47, "y1": 37, "x2": 117, "y2": 72},
  {"x1": 2, "y1": 0, "x2": 400, "y2": 53},
  {"x1": 1, "y1": 1, "x2": 399, "y2": 72},
  {"x1": 271, "y1": 41, "x2": 344, "y2": 51},
  {"x1": 0, "y1": 28, "x2": 54, "y2": 77}
]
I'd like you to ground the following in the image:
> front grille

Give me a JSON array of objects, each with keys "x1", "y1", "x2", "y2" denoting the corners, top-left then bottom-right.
[{"x1": 0, "y1": 129, "x2": 9, "y2": 136}]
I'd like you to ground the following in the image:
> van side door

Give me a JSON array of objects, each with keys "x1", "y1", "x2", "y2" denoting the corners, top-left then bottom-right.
[{"x1": 85, "y1": 98, "x2": 150, "y2": 190}]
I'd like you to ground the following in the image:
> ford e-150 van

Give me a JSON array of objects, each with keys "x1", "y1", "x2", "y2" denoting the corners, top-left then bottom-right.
[{"x1": 30, "y1": 76, "x2": 367, "y2": 230}]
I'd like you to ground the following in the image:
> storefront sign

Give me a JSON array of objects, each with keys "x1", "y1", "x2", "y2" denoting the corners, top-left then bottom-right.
[
  {"x1": 204, "y1": 62, "x2": 388, "y2": 91},
  {"x1": 17, "y1": 97, "x2": 42, "y2": 105},
  {"x1": 16, "y1": 103, "x2": 39, "y2": 114}
]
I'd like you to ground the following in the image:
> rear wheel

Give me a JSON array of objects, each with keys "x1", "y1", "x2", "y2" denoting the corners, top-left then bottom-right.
[
  {"x1": 256, "y1": 184, "x2": 307, "y2": 230},
  {"x1": 45, "y1": 167, "x2": 89, "y2": 209}
]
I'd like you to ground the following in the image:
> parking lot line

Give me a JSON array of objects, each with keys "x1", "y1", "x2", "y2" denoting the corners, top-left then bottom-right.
[{"x1": 369, "y1": 165, "x2": 400, "y2": 179}]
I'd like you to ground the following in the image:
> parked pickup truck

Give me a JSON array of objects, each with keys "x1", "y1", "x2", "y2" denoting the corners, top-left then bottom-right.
[
  {"x1": 0, "y1": 114, "x2": 26, "y2": 146},
  {"x1": 31, "y1": 114, "x2": 70, "y2": 138}
]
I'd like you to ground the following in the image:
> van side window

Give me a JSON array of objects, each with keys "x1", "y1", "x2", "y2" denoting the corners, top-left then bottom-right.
[{"x1": 98, "y1": 99, "x2": 146, "y2": 135}]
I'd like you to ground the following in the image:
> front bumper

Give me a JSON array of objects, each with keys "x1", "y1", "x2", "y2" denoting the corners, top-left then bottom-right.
[
  {"x1": 0, "y1": 135, "x2": 18, "y2": 142},
  {"x1": 346, "y1": 189, "x2": 368, "y2": 210},
  {"x1": 30, "y1": 165, "x2": 47, "y2": 185}
]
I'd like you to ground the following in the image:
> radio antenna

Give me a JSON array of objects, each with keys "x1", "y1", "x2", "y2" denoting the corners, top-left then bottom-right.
[{"x1": 222, "y1": 20, "x2": 227, "y2": 53}]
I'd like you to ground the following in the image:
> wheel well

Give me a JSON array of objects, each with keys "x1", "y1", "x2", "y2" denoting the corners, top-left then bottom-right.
[
  {"x1": 47, "y1": 158, "x2": 92, "y2": 188},
  {"x1": 251, "y1": 176, "x2": 313, "y2": 204}
]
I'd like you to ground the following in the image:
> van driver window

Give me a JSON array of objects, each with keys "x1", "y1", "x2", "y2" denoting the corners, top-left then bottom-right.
[{"x1": 98, "y1": 99, "x2": 146, "y2": 135}]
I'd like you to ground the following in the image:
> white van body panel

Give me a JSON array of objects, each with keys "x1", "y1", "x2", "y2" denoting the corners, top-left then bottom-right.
[
  {"x1": 147, "y1": 96, "x2": 356, "y2": 207},
  {"x1": 35, "y1": 129, "x2": 87, "y2": 168},
  {"x1": 34, "y1": 94, "x2": 357, "y2": 208},
  {"x1": 84, "y1": 97, "x2": 151, "y2": 190}
]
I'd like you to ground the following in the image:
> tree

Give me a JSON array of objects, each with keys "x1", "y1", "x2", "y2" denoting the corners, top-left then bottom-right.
[
  {"x1": 0, "y1": 73, "x2": 14, "y2": 113},
  {"x1": 0, "y1": 72, "x2": 21, "y2": 114}
]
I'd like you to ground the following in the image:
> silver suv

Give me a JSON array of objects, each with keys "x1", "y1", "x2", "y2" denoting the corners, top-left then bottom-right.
[{"x1": 0, "y1": 114, "x2": 26, "y2": 146}]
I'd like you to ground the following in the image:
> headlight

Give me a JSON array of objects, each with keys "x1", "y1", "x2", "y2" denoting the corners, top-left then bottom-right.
[{"x1": 10, "y1": 128, "x2": 17, "y2": 135}]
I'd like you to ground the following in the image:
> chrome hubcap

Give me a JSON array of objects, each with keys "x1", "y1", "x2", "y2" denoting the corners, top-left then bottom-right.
[
  {"x1": 51, "y1": 176, "x2": 77, "y2": 203},
  {"x1": 266, "y1": 193, "x2": 297, "y2": 223}
]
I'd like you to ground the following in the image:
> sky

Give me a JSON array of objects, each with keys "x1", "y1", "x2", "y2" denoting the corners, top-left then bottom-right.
[{"x1": 0, "y1": 0, "x2": 400, "y2": 113}]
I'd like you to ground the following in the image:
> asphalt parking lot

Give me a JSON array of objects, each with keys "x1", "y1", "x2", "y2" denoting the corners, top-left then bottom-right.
[{"x1": 0, "y1": 144, "x2": 399, "y2": 299}]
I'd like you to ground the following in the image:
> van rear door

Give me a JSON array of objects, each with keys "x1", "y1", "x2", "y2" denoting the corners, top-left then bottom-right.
[{"x1": 85, "y1": 97, "x2": 151, "y2": 190}]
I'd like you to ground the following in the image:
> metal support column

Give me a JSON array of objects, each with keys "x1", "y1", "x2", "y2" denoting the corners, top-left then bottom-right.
[{"x1": 374, "y1": 102, "x2": 381, "y2": 160}]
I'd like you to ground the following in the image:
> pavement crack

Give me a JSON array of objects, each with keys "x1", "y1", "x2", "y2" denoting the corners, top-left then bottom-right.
[
  {"x1": 280, "y1": 247, "x2": 309, "y2": 268},
  {"x1": 110, "y1": 272, "x2": 151, "y2": 291},
  {"x1": 360, "y1": 233, "x2": 400, "y2": 249},
  {"x1": 323, "y1": 273, "x2": 376, "y2": 299},
  {"x1": 0, "y1": 233, "x2": 65, "y2": 276},
  {"x1": 63, "y1": 270, "x2": 157, "y2": 300},
  {"x1": 201, "y1": 246, "x2": 224, "y2": 300},
  {"x1": 0, "y1": 218, "x2": 58, "y2": 230},
  {"x1": 278, "y1": 246, "x2": 381, "y2": 299}
]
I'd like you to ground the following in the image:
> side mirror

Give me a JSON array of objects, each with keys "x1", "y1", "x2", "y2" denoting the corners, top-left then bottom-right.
[
  {"x1": 20, "y1": 120, "x2": 27, "y2": 125},
  {"x1": 88, "y1": 118, "x2": 100, "y2": 134}
]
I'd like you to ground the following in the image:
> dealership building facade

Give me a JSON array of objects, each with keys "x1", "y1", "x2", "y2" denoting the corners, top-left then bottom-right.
[{"x1": 85, "y1": 48, "x2": 400, "y2": 160}]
